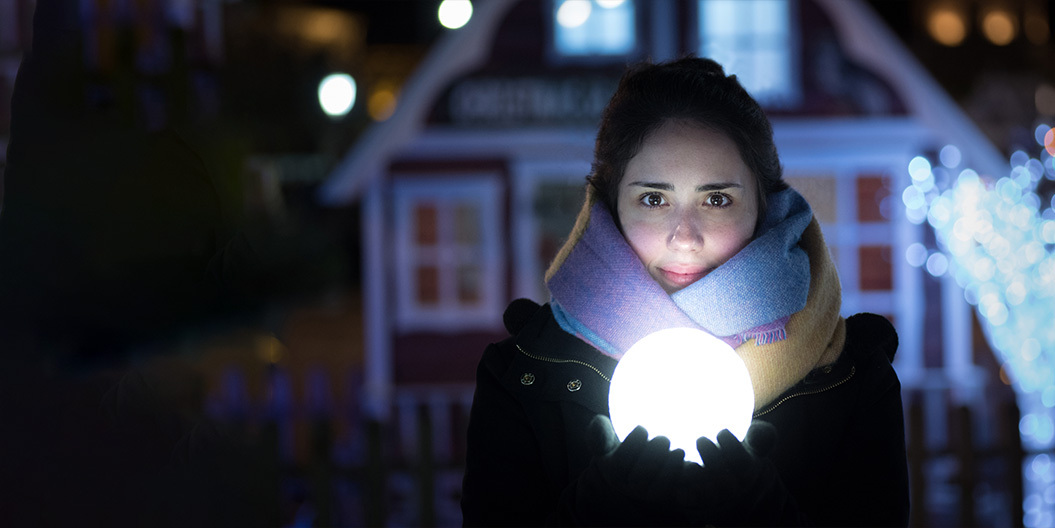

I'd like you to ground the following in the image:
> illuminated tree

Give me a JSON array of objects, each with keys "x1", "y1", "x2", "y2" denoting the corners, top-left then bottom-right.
[{"x1": 904, "y1": 129, "x2": 1055, "y2": 528}]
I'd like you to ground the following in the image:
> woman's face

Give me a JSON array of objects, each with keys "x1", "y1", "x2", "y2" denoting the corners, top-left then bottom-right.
[{"x1": 617, "y1": 120, "x2": 759, "y2": 295}]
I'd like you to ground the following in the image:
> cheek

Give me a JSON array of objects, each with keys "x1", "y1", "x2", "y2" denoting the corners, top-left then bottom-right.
[
  {"x1": 709, "y1": 222, "x2": 755, "y2": 259},
  {"x1": 622, "y1": 222, "x2": 666, "y2": 264}
]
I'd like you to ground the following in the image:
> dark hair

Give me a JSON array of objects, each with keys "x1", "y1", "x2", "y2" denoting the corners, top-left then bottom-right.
[{"x1": 588, "y1": 56, "x2": 787, "y2": 231}]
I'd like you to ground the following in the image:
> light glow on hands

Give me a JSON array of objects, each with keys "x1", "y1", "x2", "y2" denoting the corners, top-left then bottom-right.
[{"x1": 608, "y1": 327, "x2": 754, "y2": 465}]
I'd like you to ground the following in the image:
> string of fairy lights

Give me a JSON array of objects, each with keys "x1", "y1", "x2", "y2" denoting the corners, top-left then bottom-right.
[{"x1": 903, "y1": 125, "x2": 1055, "y2": 528}]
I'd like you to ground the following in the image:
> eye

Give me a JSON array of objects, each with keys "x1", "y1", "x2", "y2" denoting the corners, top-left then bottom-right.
[
  {"x1": 639, "y1": 192, "x2": 667, "y2": 208},
  {"x1": 706, "y1": 193, "x2": 732, "y2": 208}
]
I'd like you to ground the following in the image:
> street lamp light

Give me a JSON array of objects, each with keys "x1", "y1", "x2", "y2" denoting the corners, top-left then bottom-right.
[{"x1": 318, "y1": 73, "x2": 356, "y2": 118}]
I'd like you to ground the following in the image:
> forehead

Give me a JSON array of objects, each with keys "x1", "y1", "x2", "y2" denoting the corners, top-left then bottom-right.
[{"x1": 622, "y1": 121, "x2": 753, "y2": 187}]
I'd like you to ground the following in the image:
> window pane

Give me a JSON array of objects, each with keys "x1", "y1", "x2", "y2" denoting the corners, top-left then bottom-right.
[
  {"x1": 859, "y1": 246, "x2": 893, "y2": 291},
  {"x1": 698, "y1": 0, "x2": 794, "y2": 105},
  {"x1": 417, "y1": 266, "x2": 440, "y2": 305},
  {"x1": 555, "y1": 0, "x2": 636, "y2": 56},
  {"x1": 700, "y1": 0, "x2": 740, "y2": 37},
  {"x1": 751, "y1": 0, "x2": 788, "y2": 35},
  {"x1": 457, "y1": 265, "x2": 481, "y2": 305},
  {"x1": 856, "y1": 175, "x2": 891, "y2": 222},
  {"x1": 415, "y1": 203, "x2": 438, "y2": 246},
  {"x1": 455, "y1": 203, "x2": 480, "y2": 245}
]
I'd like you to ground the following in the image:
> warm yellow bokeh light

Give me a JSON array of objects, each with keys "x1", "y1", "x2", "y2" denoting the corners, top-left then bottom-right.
[
  {"x1": 982, "y1": 10, "x2": 1017, "y2": 45},
  {"x1": 928, "y1": 8, "x2": 967, "y2": 46},
  {"x1": 1026, "y1": 12, "x2": 1050, "y2": 45},
  {"x1": 368, "y1": 88, "x2": 398, "y2": 121}
]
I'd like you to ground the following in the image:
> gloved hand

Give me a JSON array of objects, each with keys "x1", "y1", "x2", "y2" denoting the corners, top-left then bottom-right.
[
  {"x1": 678, "y1": 421, "x2": 803, "y2": 526},
  {"x1": 559, "y1": 415, "x2": 691, "y2": 526}
]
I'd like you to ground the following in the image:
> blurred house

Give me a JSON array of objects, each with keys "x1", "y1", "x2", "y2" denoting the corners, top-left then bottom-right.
[{"x1": 321, "y1": 0, "x2": 1032, "y2": 525}]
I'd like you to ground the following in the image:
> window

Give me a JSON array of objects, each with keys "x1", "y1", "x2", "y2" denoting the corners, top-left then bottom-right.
[
  {"x1": 393, "y1": 177, "x2": 504, "y2": 331},
  {"x1": 553, "y1": 0, "x2": 636, "y2": 57},
  {"x1": 697, "y1": 0, "x2": 798, "y2": 107}
]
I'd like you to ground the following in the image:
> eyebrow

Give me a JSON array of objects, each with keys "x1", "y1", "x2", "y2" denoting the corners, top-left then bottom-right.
[{"x1": 625, "y1": 181, "x2": 744, "y2": 192}]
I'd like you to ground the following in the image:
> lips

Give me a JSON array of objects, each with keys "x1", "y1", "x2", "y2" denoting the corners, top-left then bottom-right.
[{"x1": 659, "y1": 267, "x2": 709, "y2": 289}]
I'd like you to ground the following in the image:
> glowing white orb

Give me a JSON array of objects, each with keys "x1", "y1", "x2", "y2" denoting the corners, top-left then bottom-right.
[
  {"x1": 438, "y1": 0, "x2": 473, "y2": 30},
  {"x1": 556, "y1": 0, "x2": 591, "y2": 28},
  {"x1": 318, "y1": 73, "x2": 356, "y2": 117},
  {"x1": 608, "y1": 327, "x2": 754, "y2": 465}
]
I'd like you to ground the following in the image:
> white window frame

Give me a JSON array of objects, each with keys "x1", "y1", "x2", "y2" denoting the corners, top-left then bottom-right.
[
  {"x1": 392, "y1": 176, "x2": 505, "y2": 332},
  {"x1": 511, "y1": 159, "x2": 592, "y2": 302}
]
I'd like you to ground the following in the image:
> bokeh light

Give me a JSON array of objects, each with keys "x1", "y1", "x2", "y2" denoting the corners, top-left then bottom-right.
[
  {"x1": 556, "y1": 0, "x2": 592, "y2": 28},
  {"x1": 906, "y1": 243, "x2": 928, "y2": 267},
  {"x1": 438, "y1": 0, "x2": 473, "y2": 30},
  {"x1": 940, "y1": 144, "x2": 962, "y2": 168},
  {"x1": 982, "y1": 9, "x2": 1017, "y2": 45},
  {"x1": 367, "y1": 85, "x2": 398, "y2": 121},
  {"x1": 928, "y1": 7, "x2": 967, "y2": 46},
  {"x1": 1038, "y1": 84, "x2": 1055, "y2": 117},
  {"x1": 318, "y1": 73, "x2": 356, "y2": 117},
  {"x1": 1025, "y1": 10, "x2": 1050, "y2": 45}
]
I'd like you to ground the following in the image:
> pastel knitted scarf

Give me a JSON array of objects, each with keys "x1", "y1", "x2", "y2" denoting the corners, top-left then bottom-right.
[{"x1": 545, "y1": 187, "x2": 846, "y2": 409}]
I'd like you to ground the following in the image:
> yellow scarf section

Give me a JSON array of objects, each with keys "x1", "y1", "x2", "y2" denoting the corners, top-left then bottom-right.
[{"x1": 546, "y1": 187, "x2": 846, "y2": 411}]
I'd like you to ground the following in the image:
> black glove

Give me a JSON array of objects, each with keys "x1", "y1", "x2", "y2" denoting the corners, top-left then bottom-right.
[
  {"x1": 678, "y1": 421, "x2": 802, "y2": 526},
  {"x1": 559, "y1": 415, "x2": 690, "y2": 526}
]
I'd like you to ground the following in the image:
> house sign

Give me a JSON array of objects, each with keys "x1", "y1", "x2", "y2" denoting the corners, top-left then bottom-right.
[{"x1": 445, "y1": 76, "x2": 617, "y2": 126}]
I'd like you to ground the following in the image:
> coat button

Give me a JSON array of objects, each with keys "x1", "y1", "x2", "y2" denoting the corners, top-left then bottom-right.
[
  {"x1": 520, "y1": 373, "x2": 535, "y2": 386},
  {"x1": 567, "y1": 379, "x2": 582, "y2": 392}
]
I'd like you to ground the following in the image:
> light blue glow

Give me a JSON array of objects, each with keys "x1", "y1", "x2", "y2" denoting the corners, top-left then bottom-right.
[
  {"x1": 909, "y1": 156, "x2": 932, "y2": 181},
  {"x1": 1035, "y1": 454, "x2": 1052, "y2": 478},
  {"x1": 1035, "y1": 414, "x2": 1055, "y2": 445},
  {"x1": 926, "y1": 252, "x2": 949, "y2": 277},
  {"x1": 1028, "y1": 159, "x2": 1045, "y2": 182},
  {"x1": 905, "y1": 147, "x2": 1055, "y2": 527},
  {"x1": 1012, "y1": 166, "x2": 1033, "y2": 189},
  {"x1": 1023, "y1": 414, "x2": 1040, "y2": 437},
  {"x1": 1025, "y1": 192, "x2": 1043, "y2": 211},
  {"x1": 940, "y1": 145, "x2": 962, "y2": 168},
  {"x1": 905, "y1": 206, "x2": 927, "y2": 225},
  {"x1": 1012, "y1": 150, "x2": 1031, "y2": 168},
  {"x1": 906, "y1": 243, "x2": 928, "y2": 267},
  {"x1": 1036, "y1": 124, "x2": 1051, "y2": 146},
  {"x1": 915, "y1": 174, "x2": 936, "y2": 193},
  {"x1": 902, "y1": 186, "x2": 926, "y2": 209},
  {"x1": 1007, "y1": 281, "x2": 1028, "y2": 306}
]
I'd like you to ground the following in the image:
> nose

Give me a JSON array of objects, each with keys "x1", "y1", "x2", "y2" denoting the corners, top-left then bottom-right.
[{"x1": 667, "y1": 211, "x2": 703, "y2": 252}]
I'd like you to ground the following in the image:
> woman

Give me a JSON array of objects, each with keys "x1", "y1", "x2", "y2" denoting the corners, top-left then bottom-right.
[{"x1": 461, "y1": 57, "x2": 909, "y2": 527}]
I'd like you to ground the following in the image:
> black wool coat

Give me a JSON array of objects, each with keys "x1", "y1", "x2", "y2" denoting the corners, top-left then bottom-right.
[{"x1": 461, "y1": 299, "x2": 910, "y2": 527}]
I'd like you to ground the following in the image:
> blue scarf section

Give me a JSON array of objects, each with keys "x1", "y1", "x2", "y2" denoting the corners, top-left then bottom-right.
[{"x1": 547, "y1": 188, "x2": 813, "y2": 359}]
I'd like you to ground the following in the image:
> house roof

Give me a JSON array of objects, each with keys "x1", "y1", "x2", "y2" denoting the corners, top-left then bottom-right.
[
  {"x1": 318, "y1": 0, "x2": 1008, "y2": 206},
  {"x1": 317, "y1": 0, "x2": 517, "y2": 205}
]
